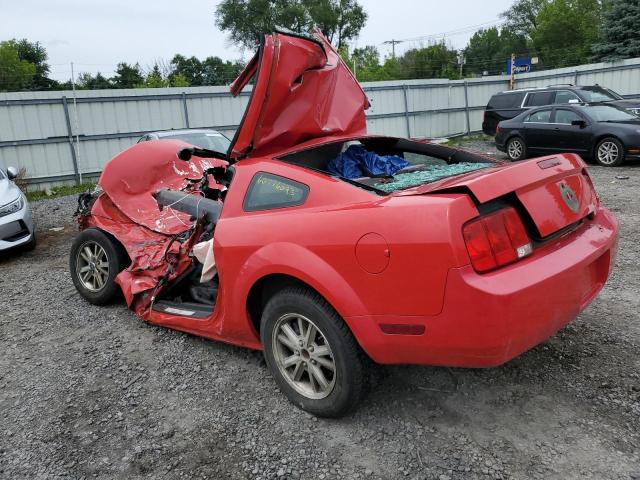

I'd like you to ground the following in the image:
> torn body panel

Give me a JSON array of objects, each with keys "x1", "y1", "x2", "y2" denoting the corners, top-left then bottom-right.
[
  {"x1": 228, "y1": 30, "x2": 370, "y2": 160},
  {"x1": 82, "y1": 141, "x2": 226, "y2": 318}
]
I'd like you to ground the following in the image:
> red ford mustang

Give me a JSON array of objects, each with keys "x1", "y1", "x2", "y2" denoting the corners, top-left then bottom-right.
[{"x1": 70, "y1": 30, "x2": 619, "y2": 417}]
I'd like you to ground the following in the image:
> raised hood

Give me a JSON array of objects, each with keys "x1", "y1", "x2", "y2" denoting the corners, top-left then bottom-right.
[{"x1": 228, "y1": 30, "x2": 370, "y2": 160}]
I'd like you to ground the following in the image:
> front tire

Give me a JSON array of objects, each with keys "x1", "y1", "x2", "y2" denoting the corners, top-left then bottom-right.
[
  {"x1": 69, "y1": 228, "x2": 129, "y2": 305},
  {"x1": 595, "y1": 137, "x2": 625, "y2": 167},
  {"x1": 261, "y1": 287, "x2": 369, "y2": 417},
  {"x1": 506, "y1": 136, "x2": 527, "y2": 161}
]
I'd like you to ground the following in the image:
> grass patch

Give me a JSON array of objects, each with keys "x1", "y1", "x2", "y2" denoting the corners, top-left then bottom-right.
[
  {"x1": 445, "y1": 134, "x2": 494, "y2": 147},
  {"x1": 26, "y1": 183, "x2": 96, "y2": 202}
]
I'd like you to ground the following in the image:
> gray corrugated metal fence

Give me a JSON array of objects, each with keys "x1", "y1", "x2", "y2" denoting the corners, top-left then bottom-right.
[{"x1": 2, "y1": 56, "x2": 640, "y2": 189}]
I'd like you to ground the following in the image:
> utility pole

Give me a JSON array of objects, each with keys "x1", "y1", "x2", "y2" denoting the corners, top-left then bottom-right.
[
  {"x1": 509, "y1": 53, "x2": 516, "y2": 90},
  {"x1": 458, "y1": 50, "x2": 466, "y2": 78},
  {"x1": 383, "y1": 39, "x2": 403, "y2": 59},
  {"x1": 70, "y1": 62, "x2": 82, "y2": 184}
]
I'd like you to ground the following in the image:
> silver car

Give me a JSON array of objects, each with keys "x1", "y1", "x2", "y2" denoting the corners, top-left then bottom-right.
[
  {"x1": 0, "y1": 163, "x2": 35, "y2": 251},
  {"x1": 137, "y1": 128, "x2": 231, "y2": 152}
]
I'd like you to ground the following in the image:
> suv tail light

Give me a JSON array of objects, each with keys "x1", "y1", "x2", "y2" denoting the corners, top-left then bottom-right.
[
  {"x1": 496, "y1": 125, "x2": 501, "y2": 134},
  {"x1": 463, "y1": 207, "x2": 533, "y2": 273}
]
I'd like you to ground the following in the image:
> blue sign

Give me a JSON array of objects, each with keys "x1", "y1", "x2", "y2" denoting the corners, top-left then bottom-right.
[{"x1": 507, "y1": 57, "x2": 534, "y2": 75}]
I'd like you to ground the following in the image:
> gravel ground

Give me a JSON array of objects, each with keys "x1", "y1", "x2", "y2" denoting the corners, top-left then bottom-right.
[{"x1": 1, "y1": 141, "x2": 639, "y2": 480}]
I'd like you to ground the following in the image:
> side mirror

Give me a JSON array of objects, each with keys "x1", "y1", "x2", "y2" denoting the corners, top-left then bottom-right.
[
  {"x1": 6, "y1": 166, "x2": 18, "y2": 180},
  {"x1": 571, "y1": 120, "x2": 587, "y2": 128}
]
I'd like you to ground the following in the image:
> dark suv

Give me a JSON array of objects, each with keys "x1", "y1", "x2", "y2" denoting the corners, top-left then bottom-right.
[{"x1": 482, "y1": 85, "x2": 640, "y2": 136}]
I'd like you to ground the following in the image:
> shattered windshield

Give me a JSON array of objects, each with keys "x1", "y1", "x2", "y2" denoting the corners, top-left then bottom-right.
[{"x1": 373, "y1": 162, "x2": 493, "y2": 192}]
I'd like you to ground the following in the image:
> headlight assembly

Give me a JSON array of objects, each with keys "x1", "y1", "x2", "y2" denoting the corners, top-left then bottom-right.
[{"x1": 0, "y1": 196, "x2": 24, "y2": 218}]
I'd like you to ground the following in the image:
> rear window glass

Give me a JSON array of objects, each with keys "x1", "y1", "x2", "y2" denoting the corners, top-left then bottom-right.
[
  {"x1": 372, "y1": 163, "x2": 493, "y2": 193},
  {"x1": 526, "y1": 91, "x2": 555, "y2": 107},
  {"x1": 488, "y1": 92, "x2": 526, "y2": 109}
]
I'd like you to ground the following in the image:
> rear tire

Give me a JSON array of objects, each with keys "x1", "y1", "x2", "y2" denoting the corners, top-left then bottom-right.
[
  {"x1": 260, "y1": 287, "x2": 369, "y2": 418},
  {"x1": 69, "y1": 228, "x2": 129, "y2": 305},
  {"x1": 595, "y1": 137, "x2": 625, "y2": 167},
  {"x1": 506, "y1": 136, "x2": 527, "y2": 161}
]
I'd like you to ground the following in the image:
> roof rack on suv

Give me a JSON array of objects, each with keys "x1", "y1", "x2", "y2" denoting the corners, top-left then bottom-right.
[
  {"x1": 502, "y1": 86, "x2": 547, "y2": 93},
  {"x1": 546, "y1": 83, "x2": 574, "y2": 87}
]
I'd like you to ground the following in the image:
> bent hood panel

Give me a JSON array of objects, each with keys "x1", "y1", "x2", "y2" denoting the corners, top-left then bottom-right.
[
  {"x1": 229, "y1": 30, "x2": 370, "y2": 160},
  {"x1": 98, "y1": 140, "x2": 226, "y2": 234}
]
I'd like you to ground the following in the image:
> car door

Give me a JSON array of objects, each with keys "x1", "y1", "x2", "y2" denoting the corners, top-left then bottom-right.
[
  {"x1": 549, "y1": 108, "x2": 592, "y2": 153},
  {"x1": 522, "y1": 108, "x2": 555, "y2": 152}
]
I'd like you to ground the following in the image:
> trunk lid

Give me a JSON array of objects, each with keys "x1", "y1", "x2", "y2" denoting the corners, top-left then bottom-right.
[
  {"x1": 397, "y1": 154, "x2": 598, "y2": 238},
  {"x1": 228, "y1": 30, "x2": 370, "y2": 160}
]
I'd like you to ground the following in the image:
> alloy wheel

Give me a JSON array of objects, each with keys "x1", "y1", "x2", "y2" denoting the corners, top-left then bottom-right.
[
  {"x1": 76, "y1": 241, "x2": 109, "y2": 292},
  {"x1": 597, "y1": 141, "x2": 620, "y2": 165},
  {"x1": 508, "y1": 139, "x2": 523, "y2": 160},
  {"x1": 272, "y1": 313, "x2": 336, "y2": 399}
]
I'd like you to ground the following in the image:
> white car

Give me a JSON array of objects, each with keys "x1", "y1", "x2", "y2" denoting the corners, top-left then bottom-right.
[
  {"x1": 0, "y1": 163, "x2": 35, "y2": 251},
  {"x1": 137, "y1": 129, "x2": 231, "y2": 152}
]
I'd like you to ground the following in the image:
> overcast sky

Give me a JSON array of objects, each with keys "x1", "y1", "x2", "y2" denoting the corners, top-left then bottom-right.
[{"x1": 2, "y1": 0, "x2": 514, "y2": 81}]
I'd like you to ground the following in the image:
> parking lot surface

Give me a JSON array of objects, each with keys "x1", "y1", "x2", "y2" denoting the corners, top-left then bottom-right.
[{"x1": 1, "y1": 142, "x2": 639, "y2": 479}]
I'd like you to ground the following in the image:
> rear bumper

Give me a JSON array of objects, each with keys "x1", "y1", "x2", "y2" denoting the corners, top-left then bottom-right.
[{"x1": 346, "y1": 207, "x2": 618, "y2": 367}]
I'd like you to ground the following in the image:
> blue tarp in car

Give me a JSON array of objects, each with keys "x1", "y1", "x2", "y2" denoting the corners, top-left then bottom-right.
[{"x1": 327, "y1": 145, "x2": 409, "y2": 179}]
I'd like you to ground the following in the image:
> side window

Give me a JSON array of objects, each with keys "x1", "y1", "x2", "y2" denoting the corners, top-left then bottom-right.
[
  {"x1": 488, "y1": 92, "x2": 526, "y2": 109},
  {"x1": 526, "y1": 91, "x2": 555, "y2": 107},
  {"x1": 243, "y1": 172, "x2": 309, "y2": 212},
  {"x1": 555, "y1": 109, "x2": 582, "y2": 124},
  {"x1": 525, "y1": 109, "x2": 552, "y2": 123},
  {"x1": 554, "y1": 91, "x2": 581, "y2": 104}
]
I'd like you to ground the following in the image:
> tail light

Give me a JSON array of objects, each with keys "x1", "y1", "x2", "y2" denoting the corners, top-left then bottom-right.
[
  {"x1": 463, "y1": 207, "x2": 533, "y2": 273},
  {"x1": 496, "y1": 125, "x2": 501, "y2": 134}
]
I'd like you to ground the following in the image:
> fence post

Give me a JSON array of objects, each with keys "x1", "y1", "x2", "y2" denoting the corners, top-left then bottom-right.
[
  {"x1": 402, "y1": 84, "x2": 411, "y2": 138},
  {"x1": 463, "y1": 81, "x2": 471, "y2": 135},
  {"x1": 61, "y1": 96, "x2": 80, "y2": 185},
  {"x1": 574, "y1": 70, "x2": 579, "y2": 86},
  {"x1": 182, "y1": 92, "x2": 190, "y2": 128}
]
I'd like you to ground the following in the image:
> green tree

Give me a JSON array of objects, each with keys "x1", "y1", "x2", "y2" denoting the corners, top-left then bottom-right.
[
  {"x1": 76, "y1": 72, "x2": 113, "y2": 89},
  {"x1": 501, "y1": 0, "x2": 549, "y2": 37},
  {"x1": 140, "y1": 64, "x2": 167, "y2": 88},
  {"x1": 531, "y1": 0, "x2": 601, "y2": 68},
  {"x1": 201, "y1": 56, "x2": 245, "y2": 85},
  {"x1": 169, "y1": 54, "x2": 204, "y2": 86},
  {"x1": 593, "y1": 0, "x2": 640, "y2": 61},
  {"x1": 214, "y1": 0, "x2": 367, "y2": 50},
  {"x1": 112, "y1": 62, "x2": 144, "y2": 88},
  {"x1": 0, "y1": 41, "x2": 36, "y2": 91},
  {"x1": 13, "y1": 39, "x2": 54, "y2": 89},
  {"x1": 396, "y1": 43, "x2": 460, "y2": 80},
  {"x1": 464, "y1": 27, "x2": 529, "y2": 75}
]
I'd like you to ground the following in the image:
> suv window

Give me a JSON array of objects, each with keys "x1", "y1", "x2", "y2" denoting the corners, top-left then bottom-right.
[
  {"x1": 243, "y1": 172, "x2": 309, "y2": 212},
  {"x1": 525, "y1": 109, "x2": 552, "y2": 123},
  {"x1": 555, "y1": 109, "x2": 582, "y2": 124},
  {"x1": 554, "y1": 91, "x2": 581, "y2": 104},
  {"x1": 488, "y1": 92, "x2": 526, "y2": 109},
  {"x1": 525, "y1": 91, "x2": 555, "y2": 107}
]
